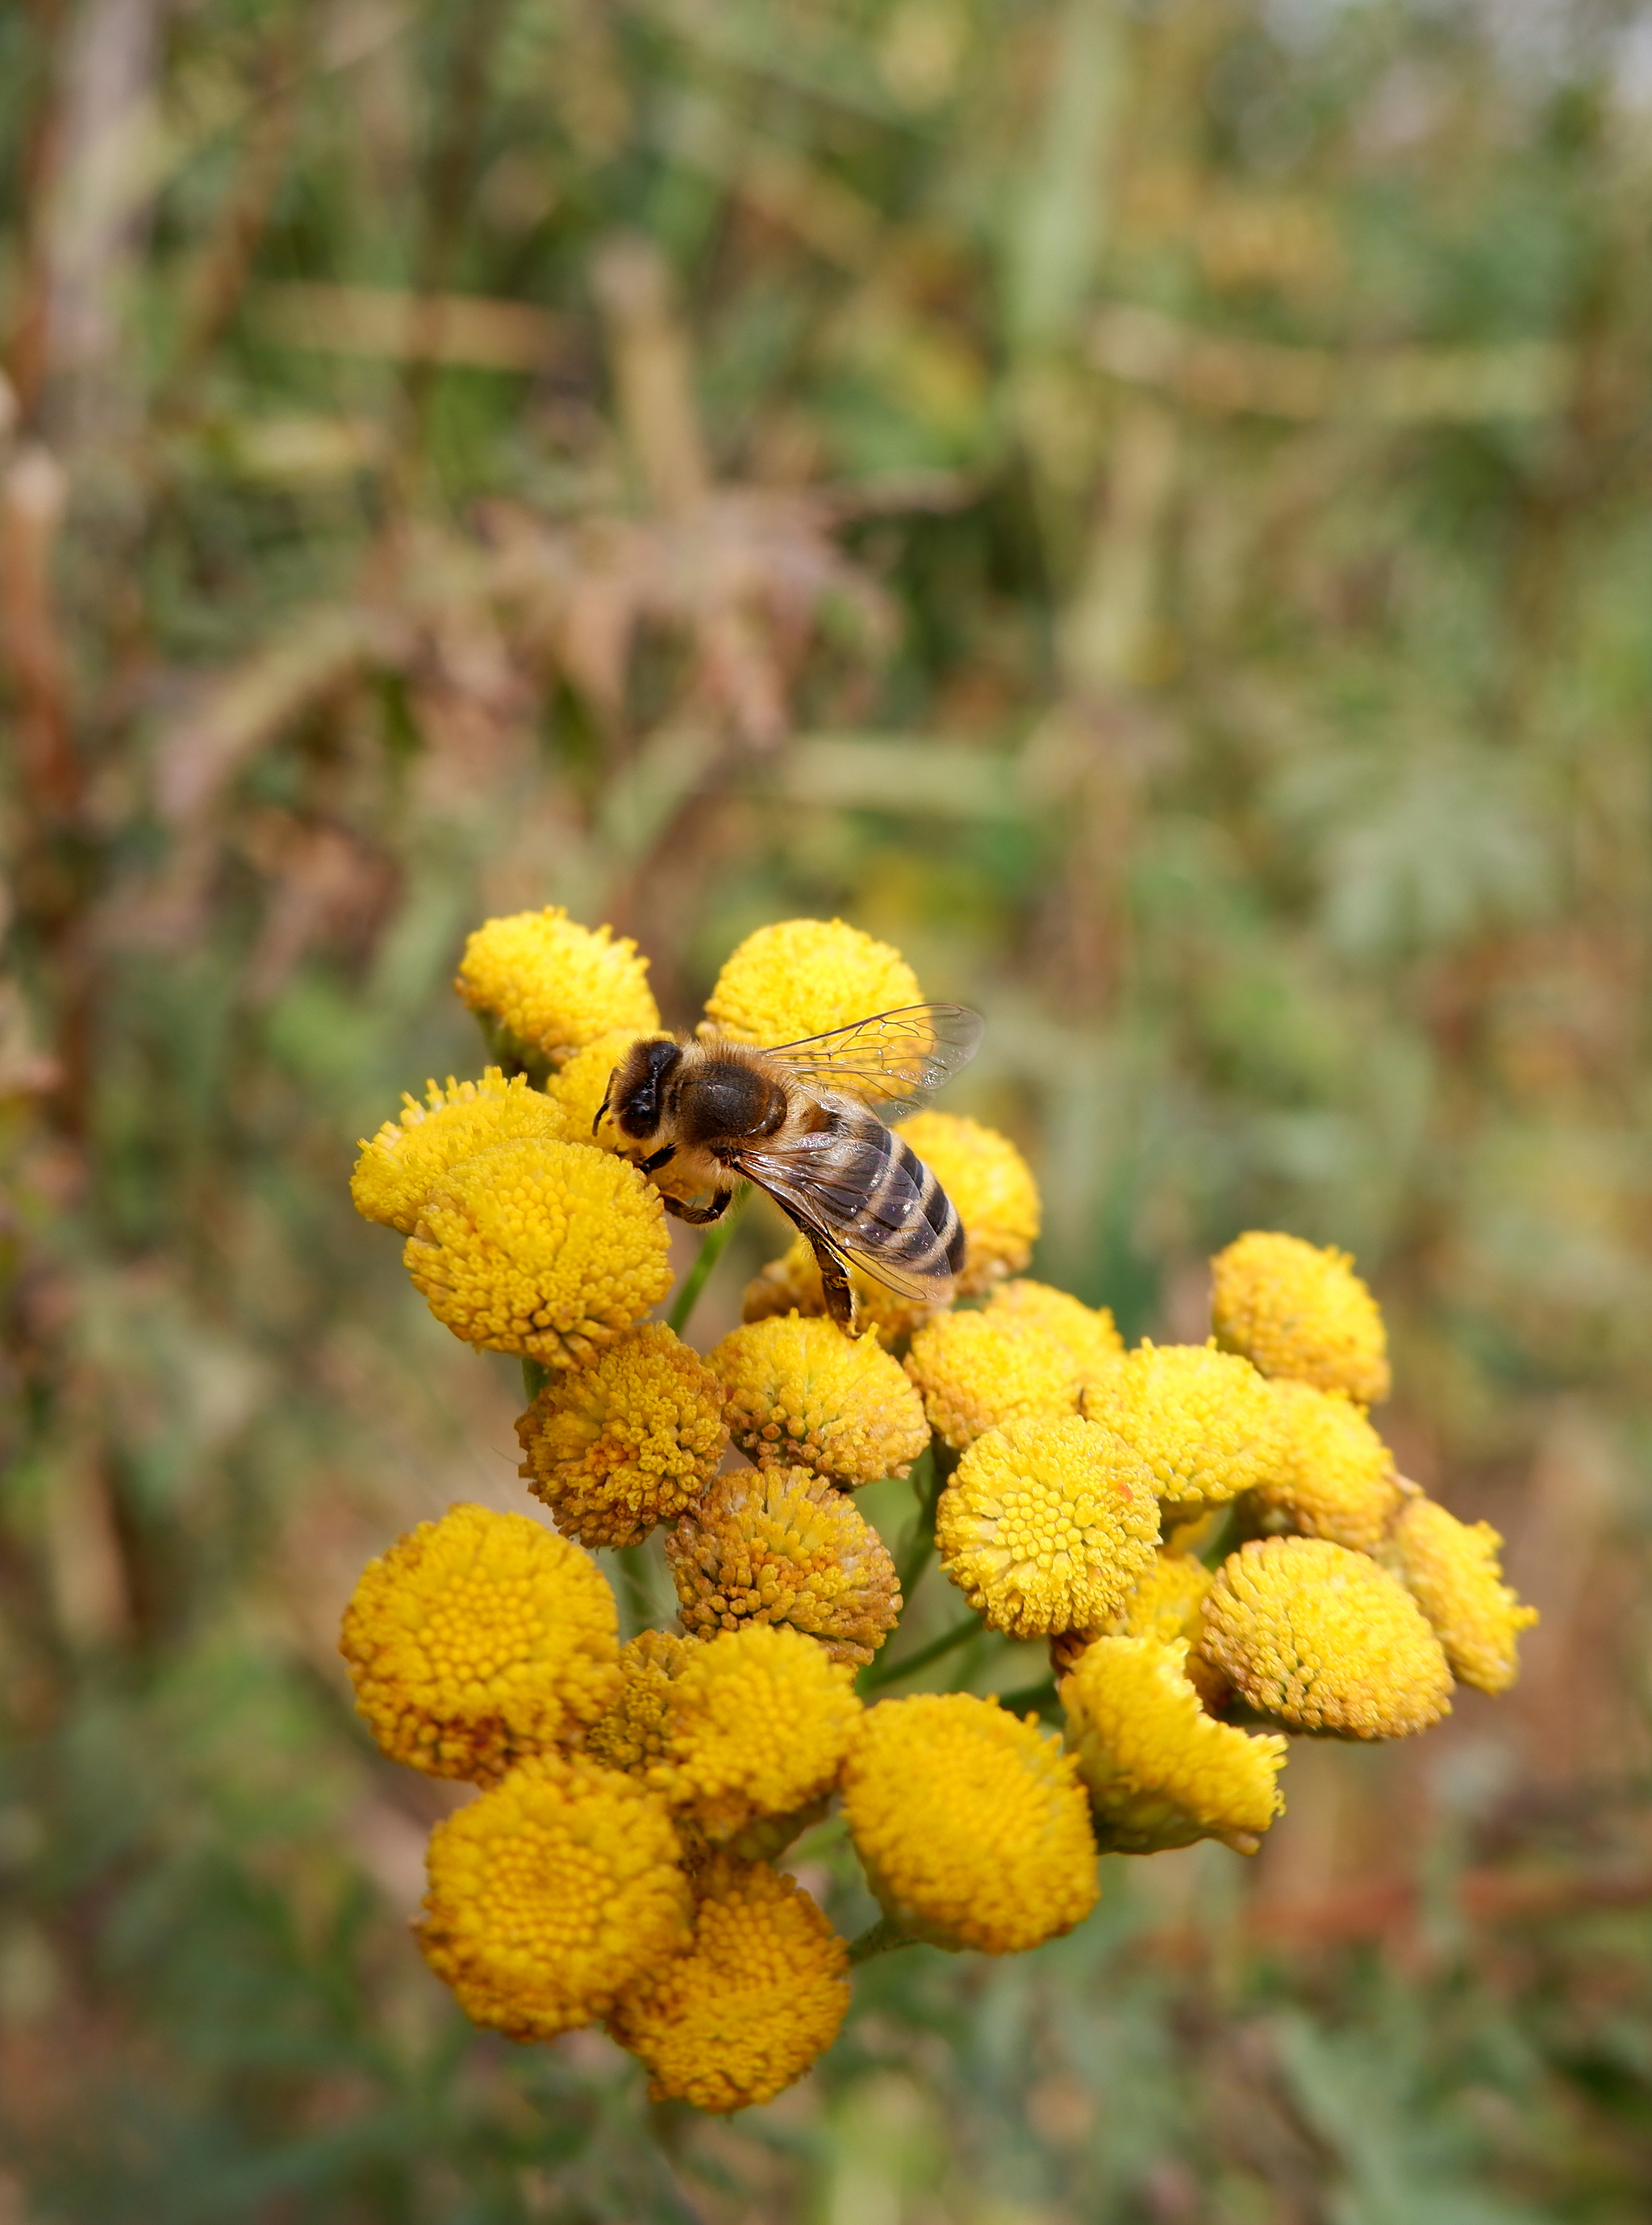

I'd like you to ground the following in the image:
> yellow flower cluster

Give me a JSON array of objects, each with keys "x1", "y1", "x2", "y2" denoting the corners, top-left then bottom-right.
[
  {"x1": 1384, "y1": 1492, "x2": 1537, "y2": 1695},
  {"x1": 701, "y1": 917, "x2": 920, "y2": 1046},
  {"x1": 936, "y1": 1416, "x2": 1161, "y2": 1638},
  {"x1": 649, "y1": 1622, "x2": 862, "y2": 1844},
  {"x1": 708, "y1": 1314, "x2": 929, "y2": 1485},
  {"x1": 1062, "y1": 1636, "x2": 1287, "y2": 1853},
  {"x1": 1211, "y1": 1229, "x2": 1391, "y2": 1405},
  {"x1": 351, "y1": 1070, "x2": 568, "y2": 1234},
  {"x1": 668, "y1": 1467, "x2": 901, "y2": 1664},
  {"x1": 404, "y1": 1138, "x2": 673, "y2": 1367},
  {"x1": 984, "y1": 1279, "x2": 1124, "y2": 1391},
  {"x1": 416, "y1": 1751, "x2": 690, "y2": 2040},
  {"x1": 1201, "y1": 1537, "x2": 1453, "y2": 1738},
  {"x1": 516, "y1": 1322, "x2": 728, "y2": 1548},
  {"x1": 342, "y1": 908, "x2": 1536, "y2": 2115},
  {"x1": 1083, "y1": 1342, "x2": 1284, "y2": 1513},
  {"x1": 339, "y1": 1504, "x2": 620, "y2": 1781},
  {"x1": 906, "y1": 1310, "x2": 1081, "y2": 1450},
  {"x1": 842, "y1": 1694, "x2": 1098, "y2": 1953},
  {"x1": 607, "y1": 1854, "x2": 850, "y2": 2114},
  {"x1": 1259, "y1": 1380, "x2": 1400, "y2": 1553},
  {"x1": 456, "y1": 906, "x2": 659, "y2": 1069}
]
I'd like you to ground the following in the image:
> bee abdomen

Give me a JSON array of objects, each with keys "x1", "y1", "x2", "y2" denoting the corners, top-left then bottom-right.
[{"x1": 863, "y1": 1127, "x2": 965, "y2": 1280}]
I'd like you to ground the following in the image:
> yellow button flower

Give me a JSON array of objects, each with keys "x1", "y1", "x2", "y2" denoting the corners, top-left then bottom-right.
[
  {"x1": 416, "y1": 1752, "x2": 690, "y2": 2042},
  {"x1": 350, "y1": 1071, "x2": 569, "y2": 1234},
  {"x1": 585, "y1": 1630, "x2": 701, "y2": 1777},
  {"x1": 667, "y1": 1465, "x2": 901, "y2": 1666},
  {"x1": 1097, "y1": 1551, "x2": 1227, "y2": 1710},
  {"x1": 742, "y1": 1236, "x2": 939, "y2": 1349},
  {"x1": 1082, "y1": 1342, "x2": 1285, "y2": 1513},
  {"x1": 707, "y1": 1313, "x2": 930, "y2": 1486},
  {"x1": 937, "y1": 1417, "x2": 1161, "y2": 1639},
  {"x1": 905, "y1": 1310, "x2": 1081, "y2": 1451},
  {"x1": 701, "y1": 917, "x2": 921, "y2": 1046},
  {"x1": 984, "y1": 1279, "x2": 1124, "y2": 1392},
  {"x1": 339, "y1": 1504, "x2": 621, "y2": 1782},
  {"x1": 1383, "y1": 1493, "x2": 1537, "y2": 1695},
  {"x1": 896, "y1": 1112, "x2": 1040, "y2": 1294},
  {"x1": 1211, "y1": 1229, "x2": 1391, "y2": 1407},
  {"x1": 456, "y1": 906, "x2": 660, "y2": 1070},
  {"x1": 1201, "y1": 1537, "x2": 1453, "y2": 1739},
  {"x1": 841, "y1": 1693, "x2": 1097, "y2": 1954},
  {"x1": 649, "y1": 1624, "x2": 861, "y2": 1843},
  {"x1": 1258, "y1": 1380, "x2": 1401, "y2": 1553},
  {"x1": 1061, "y1": 1634, "x2": 1287, "y2": 1854},
  {"x1": 515, "y1": 1322, "x2": 728, "y2": 1549},
  {"x1": 403, "y1": 1136, "x2": 672, "y2": 1368},
  {"x1": 607, "y1": 1853, "x2": 850, "y2": 2113},
  {"x1": 547, "y1": 1026, "x2": 665, "y2": 1150}
]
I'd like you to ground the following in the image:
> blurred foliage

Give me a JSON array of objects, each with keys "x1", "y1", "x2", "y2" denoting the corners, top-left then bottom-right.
[{"x1": 2, "y1": 0, "x2": 1651, "y2": 2216}]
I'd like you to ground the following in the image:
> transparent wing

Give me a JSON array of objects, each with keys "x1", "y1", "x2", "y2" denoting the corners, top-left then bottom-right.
[
  {"x1": 736, "y1": 1125, "x2": 956, "y2": 1307},
  {"x1": 765, "y1": 1004, "x2": 983, "y2": 1121}
]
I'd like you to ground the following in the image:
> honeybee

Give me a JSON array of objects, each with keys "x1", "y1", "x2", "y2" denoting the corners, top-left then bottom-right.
[{"x1": 594, "y1": 1004, "x2": 984, "y2": 1330}]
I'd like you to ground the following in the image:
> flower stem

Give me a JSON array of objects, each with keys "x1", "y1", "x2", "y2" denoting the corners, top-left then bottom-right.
[
  {"x1": 846, "y1": 1916, "x2": 920, "y2": 1966},
  {"x1": 995, "y1": 1676, "x2": 1059, "y2": 1718},
  {"x1": 666, "y1": 1183, "x2": 751, "y2": 1337},
  {"x1": 861, "y1": 1611, "x2": 981, "y2": 1693},
  {"x1": 895, "y1": 1439, "x2": 953, "y2": 1603},
  {"x1": 520, "y1": 1356, "x2": 551, "y2": 1403}
]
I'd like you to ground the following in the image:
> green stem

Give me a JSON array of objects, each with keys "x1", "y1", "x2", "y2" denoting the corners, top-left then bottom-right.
[
  {"x1": 520, "y1": 1356, "x2": 551, "y2": 1404},
  {"x1": 846, "y1": 1916, "x2": 920, "y2": 1966},
  {"x1": 666, "y1": 1183, "x2": 751, "y2": 1337},
  {"x1": 1196, "y1": 1500, "x2": 1244, "y2": 1570},
  {"x1": 861, "y1": 1612, "x2": 981, "y2": 1693},
  {"x1": 996, "y1": 1676, "x2": 1059, "y2": 1718},
  {"x1": 612, "y1": 1544, "x2": 656, "y2": 1631},
  {"x1": 895, "y1": 1440, "x2": 953, "y2": 1603}
]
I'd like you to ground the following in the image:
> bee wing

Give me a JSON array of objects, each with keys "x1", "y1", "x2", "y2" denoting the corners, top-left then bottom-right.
[
  {"x1": 766, "y1": 1004, "x2": 983, "y2": 1121},
  {"x1": 736, "y1": 1126, "x2": 956, "y2": 1308}
]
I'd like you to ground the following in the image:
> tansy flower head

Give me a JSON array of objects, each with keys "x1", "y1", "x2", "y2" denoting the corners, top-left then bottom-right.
[
  {"x1": 515, "y1": 1322, "x2": 728, "y2": 1549},
  {"x1": 350, "y1": 1071, "x2": 568, "y2": 1235},
  {"x1": 1061, "y1": 1635, "x2": 1287, "y2": 1854},
  {"x1": 1383, "y1": 1493, "x2": 1537, "y2": 1695},
  {"x1": 548, "y1": 1027, "x2": 666, "y2": 1150},
  {"x1": 984, "y1": 1279, "x2": 1124, "y2": 1392},
  {"x1": 906, "y1": 1310, "x2": 1081, "y2": 1452},
  {"x1": 897, "y1": 1112, "x2": 1040, "y2": 1294},
  {"x1": 667, "y1": 1466, "x2": 901, "y2": 1666},
  {"x1": 1094, "y1": 1551, "x2": 1227, "y2": 1709},
  {"x1": 456, "y1": 907, "x2": 659, "y2": 1071},
  {"x1": 416, "y1": 1752, "x2": 689, "y2": 2041},
  {"x1": 339, "y1": 1503, "x2": 620, "y2": 1782},
  {"x1": 1083, "y1": 1342, "x2": 1284, "y2": 1513},
  {"x1": 649, "y1": 1624, "x2": 861, "y2": 1843},
  {"x1": 1211, "y1": 1230, "x2": 1391, "y2": 1406},
  {"x1": 403, "y1": 1137, "x2": 672, "y2": 1368},
  {"x1": 586, "y1": 1630, "x2": 700, "y2": 1777},
  {"x1": 1201, "y1": 1536, "x2": 1452, "y2": 1739},
  {"x1": 842, "y1": 1694, "x2": 1097, "y2": 1954},
  {"x1": 607, "y1": 1853, "x2": 849, "y2": 2112},
  {"x1": 743, "y1": 1236, "x2": 938, "y2": 1349},
  {"x1": 707, "y1": 1314, "x2": 929, "y2": 1486},
  {"x1": 701, "y1": 918, "x2": 920, "y2": 1046},
  {"x1": 1259, "y1": 1380, "x2": 1401, "y2": 1553},
  {"x1": 937, "y1": 1416, "x2": 1161, "y2": 1639}
]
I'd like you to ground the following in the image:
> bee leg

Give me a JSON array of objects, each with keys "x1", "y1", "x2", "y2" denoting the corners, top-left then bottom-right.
[
  {"x1": 809, "y1": 1239, "x2": 857, "y2": 1334},
  {"x1": 662, "y1": 1190, "x2": 732, "y2": 1226}
]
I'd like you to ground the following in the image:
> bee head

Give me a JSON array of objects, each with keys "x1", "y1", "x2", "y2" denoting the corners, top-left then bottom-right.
[{"x1": 601, "y1": 1037, "x2": 682, "y2": 1141}]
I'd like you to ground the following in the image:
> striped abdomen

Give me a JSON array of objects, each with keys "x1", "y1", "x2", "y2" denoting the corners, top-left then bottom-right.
[{"x1": 805, "y1": 1099, "x2": 966, "y2": 1296}]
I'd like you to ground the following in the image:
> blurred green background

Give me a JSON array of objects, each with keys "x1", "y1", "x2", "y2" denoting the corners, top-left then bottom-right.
[{"x1": 2, "y1": 0, "x2": 1650, "y2": 2215}]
